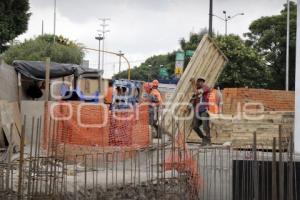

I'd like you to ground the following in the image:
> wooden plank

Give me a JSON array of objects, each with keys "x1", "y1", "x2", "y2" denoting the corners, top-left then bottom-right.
[
  {"x1": 162, "y1": 34, "x2": 228, "y2": 136},
  {"x1": 203, "y1": 49, "x2": 225, "y2": 84},
  {"x1": 176, "y1": 38, "x2": 211, "y2": 86},
  {"x1": 168, "y1": 41, "x2": 215, "y2": 107}
]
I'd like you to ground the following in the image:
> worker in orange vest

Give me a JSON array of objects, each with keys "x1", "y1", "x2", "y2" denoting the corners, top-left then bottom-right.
[
  {"x1": 149, "y1": 80, "x2": 163, "y2": 138},
  {"x1": 142, "y1": 82, "x2": 152, "y2": 102},
  {"x1": 150, "y1": 80, "x2": 163, "y2": 105},
  {"x1": 208, "y1": 87, "x2": 223, "y2": 114},
  {"x1": 190, "y1": 77, "x2": 211, "y2": 145},
  {"x1": 104, "y1": 80, "x2": 114, "y2": 105}
]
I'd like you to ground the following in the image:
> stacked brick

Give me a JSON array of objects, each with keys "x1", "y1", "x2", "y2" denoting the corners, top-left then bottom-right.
[
  {"x1": 208, "y1": 88, "x2": 295, "y2": 149},
  {"x1": 222, "y1": 88, "x2": 295, "y2": 114}
]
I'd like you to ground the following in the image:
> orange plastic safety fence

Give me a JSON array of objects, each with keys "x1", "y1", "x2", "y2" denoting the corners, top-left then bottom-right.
[
  {"x1": 164, "y1": 132, "x2": 202, "y2": 191},
  {"x1": 43, "y1": 102, "x2": 150, "y2": 153}
]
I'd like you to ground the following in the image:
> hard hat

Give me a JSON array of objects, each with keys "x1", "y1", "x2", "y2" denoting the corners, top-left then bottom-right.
[
  {"x1": 152, "y1": 80, "x2": 159, "y2": 87},
  {"x1": 198, "y1": 77, "x2": 206, "y2": 82}
]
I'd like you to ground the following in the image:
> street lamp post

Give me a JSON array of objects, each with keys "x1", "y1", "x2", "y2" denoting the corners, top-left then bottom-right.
[
  {"x1": 98, "y1": 18, "x2": 110, "y2": 72},
  {"x1": 209, "y1": 0, "x2": 213, "y2": 37},
  {"x1": 223, "y1": 11, "x2": 228, "y2": 35},
  {"x1": 95, "y1": 34, "x2": 103, "y2": 71},
  {"x1": 53, "y1": 0, "x2": 57, "y2": 42},
  {"x1": 148, "y1": 65, "x2": 152, "y2": 81},
  {"x1": 213, "y1": 11, "x2": 244, "y2": 35},
  {"x1": 118, "y1": 50, "x2": 124, "y2": 73}
]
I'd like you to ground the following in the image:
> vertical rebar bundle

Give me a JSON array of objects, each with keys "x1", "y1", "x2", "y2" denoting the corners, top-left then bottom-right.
[{"x1": 0, "y1": 114, "x2": 298, "y2": 200}]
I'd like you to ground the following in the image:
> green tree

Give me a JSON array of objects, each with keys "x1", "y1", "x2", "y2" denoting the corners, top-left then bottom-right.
[
  {"x1": 0, "y1": 0, "x2": 31, "y2": 52},
  {"x1": 114, "y1": 53, "x2": 175, "y2": 81},
  {"x1": 215, "y1": 35, "x2": 269, "y2": 88},
  {"x1": 245, "y1": 2, "x2": 297, "y2": 90},
  {"x1": 3, "y1": 34, "x2": 84, "y2": 65}
]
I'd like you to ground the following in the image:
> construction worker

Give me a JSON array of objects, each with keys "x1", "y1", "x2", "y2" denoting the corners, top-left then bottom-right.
[
  {"x1": 190, "y1": 77, "x2": 211, "y2": 145},
  {"x1": 104, "y1": 80, "x2": 113, "y2": 104},
  {"x1": 142, "y1": 82, "x2": 152, "y2": 102},
  {"x1": 208, "y1": 86, "x2": 223, "y2": 114},
  {"x1": 149, "y1": 80, "x2": 163, "y2": 138},
  {"x1": 150, "y1": 80, "x2": 163, "y2": 105}
]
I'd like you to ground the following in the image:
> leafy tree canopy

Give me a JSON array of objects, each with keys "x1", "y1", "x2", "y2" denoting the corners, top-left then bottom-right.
[
  {"x1": 114, "y1": 53, "x2": 175, "y2": 81},
  {"x1": 0, "y1": 0, "x2": 31, "y2": 52},
  {"x1": 215, "y1": 35, "x2": 269, "y2": 88},
  {"x1": 3, "y1": 34, "x2": 85, "y2": 65},
  {"x1": 245, "y1": 1, "x2": 297, "y2": 90}
]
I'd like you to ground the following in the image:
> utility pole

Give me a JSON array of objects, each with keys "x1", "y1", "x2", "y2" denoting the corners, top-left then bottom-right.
[
  {"x1": 286, "y1": 0, "x2": 290, "y2": 91},
  {"x1": 95, "y1": 34, "x2": 103, "y2": 71},
  {"x1": 208, "y1": 0, "x2": 213, "y2": 37},
  {"x1": 98, "y1": 18, "x2": 110, "y2": 72},
  {"x1": 42, "y1": 20, "x2": 44, "y2": 35},
  {"x1": 223, "y1": 11, "x2": 228, "y2": 35},
  {"x1": 118, "y1": 50, "x2": 124, "y2": 73},
  {"x1": 148, "y1": 65, "x2": 152, "y2": 81},
  {"x1": 53, "y1": 0, "x2": 57, "y2": 42}
]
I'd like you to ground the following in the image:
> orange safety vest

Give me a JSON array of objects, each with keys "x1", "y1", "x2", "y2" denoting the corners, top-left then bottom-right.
[
  {"x1": 104, "y1": 87, "x2": 113, "y2": 104},
  {"x1": 150, "y1": 88, "x2": 163, "y2": 106},
  {"x1": 208, "y1": 89, "x2": 219, "y2": 114}
]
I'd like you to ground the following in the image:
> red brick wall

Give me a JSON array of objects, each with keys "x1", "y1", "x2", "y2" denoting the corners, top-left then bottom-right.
[{"x1": 223, "y1": 88, "x2": 295, "y2": 114}]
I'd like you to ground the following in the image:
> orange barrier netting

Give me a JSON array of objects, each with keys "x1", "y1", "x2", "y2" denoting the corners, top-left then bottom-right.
[
  {"x1": 164, "y1": 132, "x2": 202, "y2": 192},
  {"x1": 43, "y1": 102, "x2": 150, "y2": 153}
]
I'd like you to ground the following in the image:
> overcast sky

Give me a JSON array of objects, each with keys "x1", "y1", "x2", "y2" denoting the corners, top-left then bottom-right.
[{"x1": 18, "y1": 0, "x2": 289, "y2": 78}]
